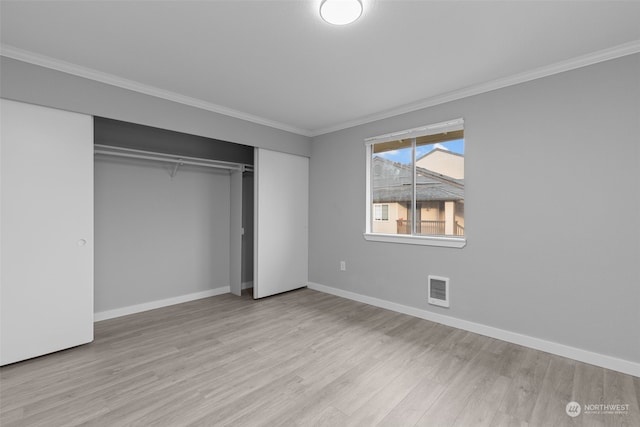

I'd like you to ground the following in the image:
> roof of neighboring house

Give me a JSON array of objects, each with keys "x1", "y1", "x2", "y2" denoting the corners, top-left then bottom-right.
[
  {"x1": 372, "y1": 157, "x2": 464, "y2": 203},
  {"x1": 416, "y1": 147, "x2": 464, "y2": 162}
]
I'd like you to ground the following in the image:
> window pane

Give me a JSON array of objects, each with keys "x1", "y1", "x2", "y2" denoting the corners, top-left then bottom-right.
[
  {"x1": 371, "y1": 139, "x2": 412, "y2": 234},
  {"x1": 415, "y1": 136, "x2": 464, "y2": 236}
]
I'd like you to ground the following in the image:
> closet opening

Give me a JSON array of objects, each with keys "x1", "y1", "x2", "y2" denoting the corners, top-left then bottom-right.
[{"x1": 93, "y1": 117, "x2": 255, "y2": 318}]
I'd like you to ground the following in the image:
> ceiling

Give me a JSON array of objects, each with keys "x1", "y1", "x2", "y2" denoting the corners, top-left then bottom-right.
[{"x1": 1, "y1": 1, "x2": 639, "y2": 137}]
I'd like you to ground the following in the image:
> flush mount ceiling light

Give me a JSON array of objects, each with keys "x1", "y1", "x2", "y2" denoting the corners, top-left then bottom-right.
[{"x1": 320, "y1": 0, "x2": 363, "y2": 25}]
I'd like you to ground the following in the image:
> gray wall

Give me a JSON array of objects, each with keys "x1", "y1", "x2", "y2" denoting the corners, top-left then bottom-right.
[
  {"x1": 0, "y1": 57, "x2": 311, "y2": 157},
  {"x1": 309, "y1": 54, "x2": 640, "y2": 363},
  {"x1": 94, "y1": 156, "x2": 231, "y2": 312}
]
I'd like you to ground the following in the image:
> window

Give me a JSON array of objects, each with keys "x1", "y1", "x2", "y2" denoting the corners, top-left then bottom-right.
[
  {"x1": 364, "y1": 119, "x2": 466, "y2": 248},
  {"x1": 373, "y1": 204, "x2": 389, "y2": 221}
]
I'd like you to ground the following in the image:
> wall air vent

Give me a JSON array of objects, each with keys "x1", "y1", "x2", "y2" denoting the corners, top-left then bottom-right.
[{"x1": 428, "y1": 275, "x2": 450, "y2": 308}]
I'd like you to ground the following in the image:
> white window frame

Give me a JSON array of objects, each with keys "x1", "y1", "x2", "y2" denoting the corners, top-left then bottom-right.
[
  {"x1": 364, "y1": 118, "x2": 467, "y2": 248},
  {"x1": 373, "y1": 203, "x2": 389, "y2": 221}
]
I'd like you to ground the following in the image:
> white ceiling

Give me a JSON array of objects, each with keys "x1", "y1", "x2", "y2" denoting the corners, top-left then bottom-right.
[{"x1": 1, "y1": 1, "x2": 639, "y2": 137}]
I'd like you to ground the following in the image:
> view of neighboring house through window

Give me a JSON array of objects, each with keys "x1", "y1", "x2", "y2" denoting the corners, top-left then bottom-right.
[{"x1": 367, "y1": 119, "x2": 464, "y2": 238}]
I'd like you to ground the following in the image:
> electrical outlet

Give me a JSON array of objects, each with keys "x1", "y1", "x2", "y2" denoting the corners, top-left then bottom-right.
[{"x1": 340, "y1": 261, "x2": 346, "y2": 271}]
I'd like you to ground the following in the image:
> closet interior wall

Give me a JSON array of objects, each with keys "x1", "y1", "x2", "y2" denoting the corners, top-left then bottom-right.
[{"x1": 94, "y1": 118, "x2": 254, "y2": 316}]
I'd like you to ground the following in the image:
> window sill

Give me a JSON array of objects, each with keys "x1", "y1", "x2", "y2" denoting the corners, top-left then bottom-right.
[{"x1": 363, "y1": 233, "x2": 466, "y2": 248}]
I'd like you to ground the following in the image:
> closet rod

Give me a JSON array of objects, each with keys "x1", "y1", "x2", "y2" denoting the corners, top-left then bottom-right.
[{"x1": 94, "y1": 144, "x2": 253, "y2": 173}]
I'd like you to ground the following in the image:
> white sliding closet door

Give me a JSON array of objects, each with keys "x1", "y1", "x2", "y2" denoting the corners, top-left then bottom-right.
[
  {"x1": 1, "y1": 99, "x2": 94, "y2": 366},
  {"x1": 254, "y1": 148, "x2": 308, "y2": 299}
]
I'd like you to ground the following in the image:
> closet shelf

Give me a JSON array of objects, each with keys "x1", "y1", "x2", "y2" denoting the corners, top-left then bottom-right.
[{"x1": 94, "y1": 144, "x2": 253, "y2": 176}]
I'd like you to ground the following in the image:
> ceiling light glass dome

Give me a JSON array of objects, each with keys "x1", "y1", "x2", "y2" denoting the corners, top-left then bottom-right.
[{"x1": 320, "y1": 0, "x2": 363, "y2": 25}]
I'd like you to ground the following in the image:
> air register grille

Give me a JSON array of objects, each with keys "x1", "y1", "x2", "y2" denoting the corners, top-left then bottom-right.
[{"x1": 428, "y1": 276, "x2": 450, "y2": 308}]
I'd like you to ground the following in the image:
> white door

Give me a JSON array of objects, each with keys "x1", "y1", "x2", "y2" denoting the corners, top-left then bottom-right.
[
  {"x1": 1, "y1": 99, "x2": 94, "y2": 366},
  {"x1": 254, "y1": 148, "x2": 308, "y2": 299}
]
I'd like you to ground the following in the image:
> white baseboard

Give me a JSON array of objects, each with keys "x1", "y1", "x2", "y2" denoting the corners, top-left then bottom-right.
[
  {"x1": 307, "y1": 282, "x2": 640, "y2": 378},
  {"x1": 242, "y1": 281, "x2": 254, "y2": 290},
  {"x1": 94, "y1": 286, "x2": 230, "y2": 322}
]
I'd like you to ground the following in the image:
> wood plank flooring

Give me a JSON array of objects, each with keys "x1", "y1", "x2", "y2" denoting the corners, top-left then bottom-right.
[{"x1": 1, "y1": 288, "x2": 638, "y2": 426}]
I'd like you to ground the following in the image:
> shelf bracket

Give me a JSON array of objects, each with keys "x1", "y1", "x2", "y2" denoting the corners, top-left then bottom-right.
[{"x1": 169, "y1": 160, "x2": 183, "y2": 178}]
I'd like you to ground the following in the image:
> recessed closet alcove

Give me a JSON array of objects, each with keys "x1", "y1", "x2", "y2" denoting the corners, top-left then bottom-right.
[{"x1": 94, "y1": 117, "x2": 255, "y2": 314}]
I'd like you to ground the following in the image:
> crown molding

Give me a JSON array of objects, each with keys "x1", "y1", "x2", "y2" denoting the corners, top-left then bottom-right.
[
  {"x1": 0, "y1": 44, "x2": 313, "y2": 137},
  {"x1": 3, "y1": 40, "x2": 638, "y2": 139},
  {"x1": 309, "y1": 39, "x2": 640, "y2": 137}
]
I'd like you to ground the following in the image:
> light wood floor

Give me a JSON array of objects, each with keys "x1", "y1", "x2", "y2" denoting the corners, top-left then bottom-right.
[{"x1": 1, "y1": 288, "x2": 639, "y2": 427}]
